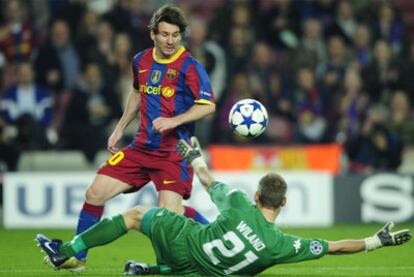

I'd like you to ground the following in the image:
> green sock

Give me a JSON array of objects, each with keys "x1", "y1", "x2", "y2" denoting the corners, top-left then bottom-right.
[
  {"x1": 59, "y1": 214, "x2": 127, "y2": 257},
  {"x1": 148, "y1": 264, "x2": 172, "y2": 275}
]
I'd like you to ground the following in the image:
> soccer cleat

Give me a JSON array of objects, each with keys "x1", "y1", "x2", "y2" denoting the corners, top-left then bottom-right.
[
  {"x1": 36, "y1": 234, "x2": 69, "y2": 268},
  {"x1": 123, "y1": 260, "x2": 150, "y2": 275},
  {"x1": 36, "y1": 234, "x2": 85, "y2": 273}
]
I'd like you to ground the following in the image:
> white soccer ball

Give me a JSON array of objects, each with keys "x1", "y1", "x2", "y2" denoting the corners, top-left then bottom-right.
[{"x1": 228, "y1": 99, "x2": 268, "y2": 138}]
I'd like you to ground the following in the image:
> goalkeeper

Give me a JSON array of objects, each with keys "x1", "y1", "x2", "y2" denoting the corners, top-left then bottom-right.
[{"x1": 36, "y1": 137, "x2": 411, "y2": 275}]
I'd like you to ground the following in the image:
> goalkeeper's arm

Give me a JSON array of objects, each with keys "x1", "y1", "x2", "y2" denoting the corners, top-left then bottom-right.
[
  {"x1": 177, "y1": 137, "x2": 215, "y2": 191},
  {"x1": 328, "y1": 222, "x2": 411, "y2": 254}
]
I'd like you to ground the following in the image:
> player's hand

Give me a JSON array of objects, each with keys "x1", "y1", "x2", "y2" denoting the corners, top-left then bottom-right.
[
  {"x1": 374, "y1": 222, "x2": 411, "y2": 246},
  {"x1": 107, "y1": 128, "x2": 123, "y2": 153},
  {"x1": 178, "y1": 137, "x2": 202, "y2": 163},
  {"x1": 365, "y1": 222, "x2": 411, "y2": 251},
  {"x1": 153, "y1": 117, "x2": 179, "y2": 133},
  {"x1": 178, "y1": 137, "x2": 206, "y2": 170}
]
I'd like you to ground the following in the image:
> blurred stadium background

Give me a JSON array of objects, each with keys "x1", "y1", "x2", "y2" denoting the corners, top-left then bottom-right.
[{"x1": 0, "y1": 0, "x2": 413, "y2": 276}]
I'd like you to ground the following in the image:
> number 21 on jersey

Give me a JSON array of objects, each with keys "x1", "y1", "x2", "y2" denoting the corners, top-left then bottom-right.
[{"x1": 202, "y1": 231, "x2": 258, "y2": 275}]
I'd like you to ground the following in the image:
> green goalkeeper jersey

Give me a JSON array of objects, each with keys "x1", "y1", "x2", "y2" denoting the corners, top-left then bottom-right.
[{"x1": 187, "y1": 182, "x2": 329, "y2": 275}]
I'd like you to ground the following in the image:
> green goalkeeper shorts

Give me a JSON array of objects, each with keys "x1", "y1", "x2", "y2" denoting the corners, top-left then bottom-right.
[{"x1": 141, "y1": 207, "x2": 203, "y2": 275}]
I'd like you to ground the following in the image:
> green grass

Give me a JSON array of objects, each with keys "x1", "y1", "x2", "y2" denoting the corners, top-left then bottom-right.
[{"x1": 0, "y1": 224, "x2": 413, "y2": 276}]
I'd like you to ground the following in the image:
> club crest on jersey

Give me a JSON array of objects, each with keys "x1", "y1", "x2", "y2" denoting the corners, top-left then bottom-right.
[
  {"x1": 166, "y1": 68, "x2": 177, "y2": 80},
  {"x1": 151, "y1": 70, "x2": 162, "y2": 84}
]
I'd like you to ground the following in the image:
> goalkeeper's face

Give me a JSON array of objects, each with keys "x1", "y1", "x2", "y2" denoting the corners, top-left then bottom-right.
[{"x1": 151, "y1": 22, "x2": 182, "y2": 59}]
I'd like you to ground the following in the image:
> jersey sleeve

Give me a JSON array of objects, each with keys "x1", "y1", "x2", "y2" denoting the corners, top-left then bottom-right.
[
  {"x1": 273, "y1": 231, "x2": 329, "y2": 264},
  {"x1": 131, "y1": 54, "x2": 139, "y2": 90},
  {"x1": 184, "y1": 57, "x2": 215, "y2": 105},
  {"x1": 208, "y1": 182, "x2": 252, "y2": 213}
]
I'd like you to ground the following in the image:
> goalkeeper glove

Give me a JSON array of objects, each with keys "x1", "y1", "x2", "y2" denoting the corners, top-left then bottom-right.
[
  {"x1": 178, "y1": 137, "x2": 207, "y2": 171},
  {"x1": 365, "y1": 222, "x2": 411, "y2": 251}
]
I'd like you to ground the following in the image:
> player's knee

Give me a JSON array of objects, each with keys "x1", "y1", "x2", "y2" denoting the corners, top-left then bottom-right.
[{"x1": 85, "y1": 185, "x2": 106, "y2": 205}]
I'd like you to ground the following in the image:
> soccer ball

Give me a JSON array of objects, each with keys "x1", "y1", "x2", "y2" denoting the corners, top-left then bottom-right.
[{"x1": 228, "y1": 99, "x2": 268, "y2": 138}]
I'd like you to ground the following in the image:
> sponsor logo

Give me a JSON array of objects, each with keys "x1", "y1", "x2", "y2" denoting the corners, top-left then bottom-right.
[
  {"x1": 310, "y1": 241, "x2": 323, "y2": 255},
  {"x1": 44, "y1": 241, "x2": 56, "y2": 254},
  {"x1": 166, "y1": 68, "x2": 177, "y2": 80},
  {"x1": 151, "y1": 70, "x2": 162, "y2": 84},
  {"x1": 139, "y1": 83, "x2": 175, "y2": 98},
  {"x1": 161, "y1": 86, "x2": 175, "y2": 98},
  {"x1": 163, "y1": 180, "x2": 176, "y2": 185},
  {"x1": 293, "y1": 239, "x2": 301, "y2": 253},
  {"x1": 200, "y1": 90, "x2": 211, "y2": 97},
  {"x1": 361, "y1": 174, "x2": 414, "y2": 222},
  {"x1": 156, "y1": 210, "x2": 166, "y2": 216}
]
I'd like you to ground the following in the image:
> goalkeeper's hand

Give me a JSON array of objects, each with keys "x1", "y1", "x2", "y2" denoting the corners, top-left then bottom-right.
[
  {"x1": 365, "y1": 222, "x2": 411, "y2": 251},
  {"x1": 178, "y1": 137, "x2": 207, "y2": 171}
]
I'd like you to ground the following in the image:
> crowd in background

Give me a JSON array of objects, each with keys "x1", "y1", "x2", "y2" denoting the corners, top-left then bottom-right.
[{"x1": 1, "y1": 0, "x2": 414, "y2": 174}]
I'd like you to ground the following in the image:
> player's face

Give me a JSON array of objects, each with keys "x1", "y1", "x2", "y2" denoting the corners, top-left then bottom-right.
[{"x1": 151, "y1": 22, "x2": 182, "y2": 59}]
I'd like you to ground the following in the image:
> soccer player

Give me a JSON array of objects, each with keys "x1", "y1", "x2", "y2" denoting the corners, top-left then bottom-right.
[
  {"x1": 67, "y1": 4, "x2": 215, "y2": 272},
  {"x1": 36, "y1": 137, "x2": 411, "y2": 275}
]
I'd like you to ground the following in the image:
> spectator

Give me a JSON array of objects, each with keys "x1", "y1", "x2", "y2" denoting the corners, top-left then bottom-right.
[
  {"x1": 0, "y1": 62, "x2": 53, "y2": 150},
  {"x1": 291, "y1": 18, "x2": 327, "y2": 72},
  {"x1": 257, "y1": 0, "x2": 301, "y2": 50},
  {"x1": 60, "y1": 63, "x2": 122, "y2": 163},
  {"x1": 326, "y1": 0, "x2": 358, "y2": 45},
  {"x1": 316, "y1": 35, "x2": 349, "y2": 110},
  {"x1": 84, "y1": 20, "x2": 117, "y2": 90},
  {"x1": 346, "y1": 104, "x2": 402, "y2": 173},
  {"x1": 34, "y1": 19, "x2": 82, "y2": 129},
  {"x1": 388, "y1": 90, "x2": 414, "y2": 147},
  {"x1": 351, "y1": 24, "x2": 372, "y2": 69},
  {"x1": 76, "y1": 9, "x2": 100, "y2": 60},
  {"x1": 0, "y1": 0, "x2": 38, "y2": 64},
  {"x1": 371, "y1": 2, "x2": 404, "y2": 55},
  {"x1": 335, "y1": 68, "x2": 369, "y2": 143},
  {"x1": 362, "y1": 40, "x2": 402, "y2": 104},
  {"x1": 34, "y1": 19, "x2": 81, "y2": 93},
  {"x1": 225, "y1": 26, "x2": 253, "y2": 81},
  {"x1": 293, "y1": 66, "x2": 328, "y2": 144}
]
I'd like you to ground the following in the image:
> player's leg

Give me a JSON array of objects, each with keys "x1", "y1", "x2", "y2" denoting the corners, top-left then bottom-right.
[
  {"x1": 75, "y1": 174, "x2": 132, "y2": 262},
  {"x1": 36, "y1": 205, "x2": 152, "y2": 271},
  {"x1": 151, "y1": 151, "x2": 209, "y2": 224},
  {"x1": 75, "y1": 147, "x2": 150, "y2": 263}
]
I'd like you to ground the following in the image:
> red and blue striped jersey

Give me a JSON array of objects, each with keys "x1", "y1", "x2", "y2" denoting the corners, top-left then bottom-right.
[{"x1": 130, "y1": 46, "x2": 215, "y2": 151}]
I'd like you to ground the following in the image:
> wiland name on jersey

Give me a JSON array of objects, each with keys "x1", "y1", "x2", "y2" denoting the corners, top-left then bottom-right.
[{"x1": 236, "y1": 221, "x2": 266, "y2": 251}]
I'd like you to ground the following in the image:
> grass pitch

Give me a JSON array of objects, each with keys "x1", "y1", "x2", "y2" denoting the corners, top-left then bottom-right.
[{"x1": 0, "y1": 224, "x2": 413, "y2": 276}]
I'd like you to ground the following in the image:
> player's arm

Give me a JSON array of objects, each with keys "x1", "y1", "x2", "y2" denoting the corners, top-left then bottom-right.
[
  {"x1": 107, "y1": 87, "x2": 141, "y2": 153},
  {"x1": 328, "y1": 222, "x2": 411, "y2": 254},
  {"x1": 178, "y1": 136, "x2": 214, "y2": 191},
  {"x1": 153, "y1": 103, "x2": 215, "y2": 133}
]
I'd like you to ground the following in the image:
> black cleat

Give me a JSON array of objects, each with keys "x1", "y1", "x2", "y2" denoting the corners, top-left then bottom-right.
[
  {"x1": 35, "y1": 234, "x2": 69, "y2": 268},
  {"x1": 123, "y1": 260, "x2": 151, "y2": 275}
]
